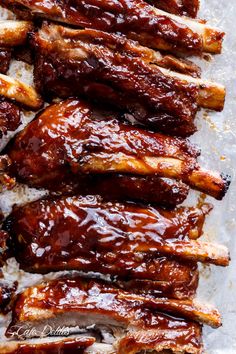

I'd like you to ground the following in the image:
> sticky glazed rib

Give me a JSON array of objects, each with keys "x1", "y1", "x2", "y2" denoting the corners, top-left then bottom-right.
[
  {"x1": 0, "y1": 337, "x2": 100, "y2": 354},
  {"x1": 6, "y1": 277, "x2": 217, "y2": 354},
  {"x1": 149, "y1": 0, "x2": 199, "y2": 17},
  {"x1": 3, "y1": 195, "x2": 212, "y2": 298},
  {"x1": 32, "y1": 25, "x2": 225, "y2": 136},
  {"x1": 3, "y1": 194, "x2": 229, "y2": 280},
  {"x1": 7, "y1": 99, "x2": 230, "y2": 200},
  {"x1": 1, "y1": 0, "x2": 223, "y2": 55}
]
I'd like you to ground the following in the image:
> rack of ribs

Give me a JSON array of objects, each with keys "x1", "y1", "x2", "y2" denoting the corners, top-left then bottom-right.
[
  {"x1": 6, "y1": 99, "x2": 230, "y2": 200},
  {"x1": 31, "y1": 24, "x2": 225, "y2": 136},
  {"x1": 1, "y1": 0, "x2": 222, "y2": 55}
]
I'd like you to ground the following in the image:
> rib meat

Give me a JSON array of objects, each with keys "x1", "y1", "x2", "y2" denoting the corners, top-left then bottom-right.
[
  {"x1": 7, "y1": 99, "x2": 230, "y2": 200},
  {"x1": 0, "y1": 281, "x2": 17, "y2": 314},
  {"x1": 149, "y1": 0, "x2": 199, "y2": 17},
  {"x1": 6, "y1": 276, "x2": 208, "y2": 330},
  {"x1": 3, "y1": 194, "x2": 229, "y2": 275},
  {"x1": 32, "y1": 25, "x2": 225, "y2": 136},
  {"x1": 1, "y1": 0, "x2": 223, "y2": 55},
  {"x1": 3, "y1": 195, "x2": 212, "y2": 298}
]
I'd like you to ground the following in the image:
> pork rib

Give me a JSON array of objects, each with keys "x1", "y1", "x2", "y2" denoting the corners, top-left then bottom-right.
[
  {"x1": 1, "y1": 0, "x2": 223, "y2": 55},
  {"x1": 7, "y1": 99, "x2": 230, "y2": 200},
  {"x1": 6, "y1": 277, "x2": 208, "y2": 341},
  {"x1": 3, "y1": 194, "x2": 229, "y2": 270},
  {"x1": 32, "y1": 25, "x2": 225, "y2": 136}
]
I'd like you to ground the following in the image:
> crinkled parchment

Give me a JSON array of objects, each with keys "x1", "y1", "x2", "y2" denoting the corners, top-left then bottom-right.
[{"x1": 0, "y1": 1, "x2": 236, "y2": 352}]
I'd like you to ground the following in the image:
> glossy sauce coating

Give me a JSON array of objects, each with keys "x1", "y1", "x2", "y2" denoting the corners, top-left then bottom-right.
[
  {"x1": 3, "y1": 0, "x2": 202, "y2": 54},
  {"x1": 33, "y1": 25, "x2": 199, "y2": 136},
  {"x1": 7, "y1": 277, "x2": 203, "y2": 353},
  {"x1": 4, "y1": 194, "x2": 209, "y2": 273},
  {"x1": 8, "y1": 99, "x2": 198, "y2": 188}
]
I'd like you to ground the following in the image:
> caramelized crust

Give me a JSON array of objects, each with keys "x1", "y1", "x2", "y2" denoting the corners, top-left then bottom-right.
[
  {"x1": 1, "y1": 0, "x2": 223, "y2": 54},
  {"x1": 7, "y1": 99, "x2": 230, "y2": 199}
]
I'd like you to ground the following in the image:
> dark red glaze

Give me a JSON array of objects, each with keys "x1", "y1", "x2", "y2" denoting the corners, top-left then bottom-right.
[
  {"x1": 0, "y1": 338, "x2": 96, "y2": 354},
  {"x1": 32, "y1": 25, "x2": 199, "y2": 136},
  {"x1": 0, "y1": 98, "x2": 21, "y2": 139},
  {"x1": 8, "y1": 99, "x2": 199, "y2": 188},
  {"x1": 73, "y1": 174, "x2": 190, "y2": 207},
  {"x1": 0, "y1": 49, "x2": 11, "y2": 74},
  {"x1": 150, "y1": 0, "x2": 199, "y2": 17},
  {"x1": 2, "y1": 0, "x2": 202, "y2": 54},
  {"x1": 7, "y1": 277, "x2": 203, "y2": 353},
  {"x1": 4, "y1": 194, "x2": 209, "y2": 297}
]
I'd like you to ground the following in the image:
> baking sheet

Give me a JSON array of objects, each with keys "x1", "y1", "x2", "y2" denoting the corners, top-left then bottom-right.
[{"x1": 0, "y1": 0, "x2": 236, "y2": 352}]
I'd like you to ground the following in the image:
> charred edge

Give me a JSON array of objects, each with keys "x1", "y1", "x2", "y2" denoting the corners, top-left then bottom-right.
[{"x1": 218, "y1": 173, "x2": 231, "y2": 200}]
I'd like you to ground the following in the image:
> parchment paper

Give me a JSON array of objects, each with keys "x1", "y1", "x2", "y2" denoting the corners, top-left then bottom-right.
[{"x1": 0, "y1": 1, "x2": 235, "y2": 352}]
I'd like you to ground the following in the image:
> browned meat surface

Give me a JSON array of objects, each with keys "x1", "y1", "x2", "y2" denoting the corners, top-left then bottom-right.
[
  {"x1": 7, "y1": 99, "x2": 230, "y2": 200},
  {"x1": 0, "y1": 98, "x2": 21, "y2": 140},
  {"x1": 1, "y1": 0, "x2": 223, "y2": 55},
  {"x1": 31, "y1": 25, "x2": 225, "y2": 136},
  {"x1": 149, "y1": 0, "x2": 199, "y2": 17}
]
